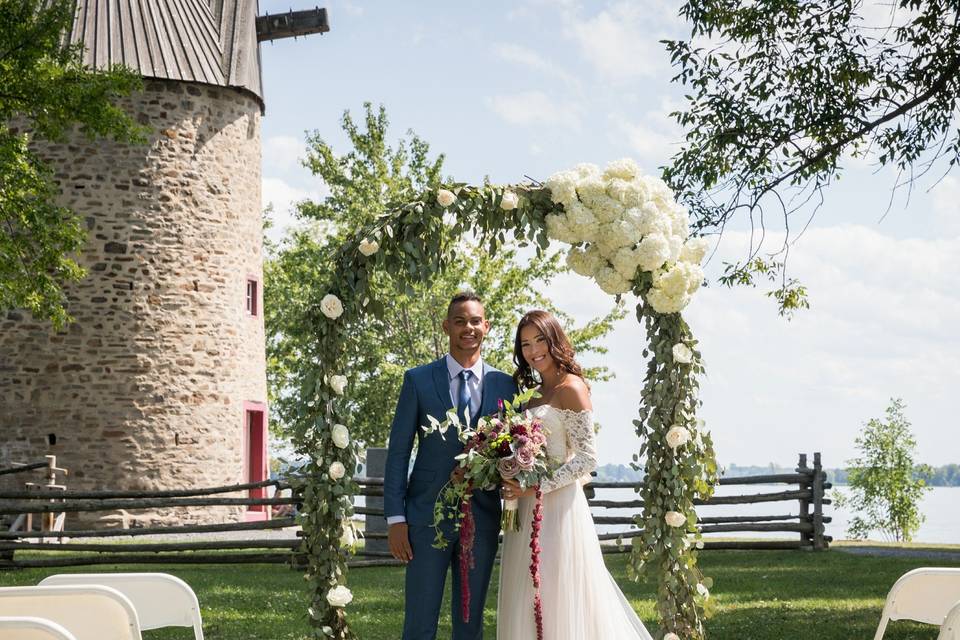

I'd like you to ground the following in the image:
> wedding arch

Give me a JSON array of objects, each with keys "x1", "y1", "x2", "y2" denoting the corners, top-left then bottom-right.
[{"x1": 290, "y1": 159, "x2": 719, "y2": 639}]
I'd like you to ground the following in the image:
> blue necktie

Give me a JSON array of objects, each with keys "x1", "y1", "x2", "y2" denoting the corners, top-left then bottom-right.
[{"x1": 458, "y1": 369, "x2": 473, "y2": 422}]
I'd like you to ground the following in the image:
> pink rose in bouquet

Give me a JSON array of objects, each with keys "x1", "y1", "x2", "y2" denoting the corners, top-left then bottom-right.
[
  {"x1": 515, "y1": 445, "x2": 536, "y2": 470},
  {"x1": 498, "y1": 455, "x2": 521, "y2": 479}
]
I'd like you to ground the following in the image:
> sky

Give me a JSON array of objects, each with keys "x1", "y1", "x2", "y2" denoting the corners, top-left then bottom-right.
[{"x1": 257, "y1": 0, "x2": 959, "y2": 468}]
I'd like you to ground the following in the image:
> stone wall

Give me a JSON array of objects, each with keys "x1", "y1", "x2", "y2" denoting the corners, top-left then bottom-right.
[{"x1": 0, "y1": 79, "x2": 267, "y2": 527}]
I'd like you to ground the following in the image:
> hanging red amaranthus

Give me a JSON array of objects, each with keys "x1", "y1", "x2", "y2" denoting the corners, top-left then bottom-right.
[
  {"x1": 529, "y1": 486, "x2": 544, "y2": 640},
  {"x1": 458, "y1": 486, "x2": 476, "y2": 622}
]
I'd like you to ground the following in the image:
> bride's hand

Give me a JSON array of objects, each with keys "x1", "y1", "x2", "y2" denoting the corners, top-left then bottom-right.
[{"x1": 501, "y1": 477, "x2": 537, "y2": 499}]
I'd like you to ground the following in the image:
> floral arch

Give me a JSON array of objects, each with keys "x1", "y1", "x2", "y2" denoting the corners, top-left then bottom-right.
[{"x1": 292, "y1": 159, "x2": 718, "y2": 639}]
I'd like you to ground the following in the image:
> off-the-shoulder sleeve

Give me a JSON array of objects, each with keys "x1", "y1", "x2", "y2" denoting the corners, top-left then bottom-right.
[{"x1": 540, "y1": 410, "x2": 597, "y2": 493}]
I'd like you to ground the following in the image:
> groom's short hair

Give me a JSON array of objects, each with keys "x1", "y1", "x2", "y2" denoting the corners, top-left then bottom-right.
[{"x1": 447, "y1": 291, "x2": 483, "y2": 317}]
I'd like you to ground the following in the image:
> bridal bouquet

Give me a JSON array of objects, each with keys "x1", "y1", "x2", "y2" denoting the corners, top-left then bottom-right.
[{"x1": 421, "y1": 389, "x2": 552, "y2": 631}]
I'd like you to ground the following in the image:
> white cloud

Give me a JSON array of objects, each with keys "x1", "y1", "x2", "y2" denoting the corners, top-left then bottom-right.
[
  {"x1": 262, "y1": 177, "x2": 326, "y2": 243},
  {"x1": 262, "y1": 135, "x2": 307, "y2": 174},
  {"x1": 611, "y1": 97, "x2": 684, "y2": 166},
  {"x1": 561, "y1": 1, "x2": 679, "y2": 82},
  {"x1": 492, "y1": 43, "x2": 579, "y2": 88},
  {"x1": 486, "y1": 91, "x2": 583, "y2": 129},
  {"x1": 549, "y1": 225, "x2": 959, "y2": 467}
]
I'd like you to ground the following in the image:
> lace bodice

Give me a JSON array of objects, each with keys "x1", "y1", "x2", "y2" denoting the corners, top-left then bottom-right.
[{"x1": 529, "y1": 405, "x2": 598, "y2": 493}]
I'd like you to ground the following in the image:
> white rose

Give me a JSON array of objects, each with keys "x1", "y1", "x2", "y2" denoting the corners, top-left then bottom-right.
[
  {"x1": 603, "y1": 158, "x2": 641, "y2": 181},
  {"x1": 672, "y1": 343, "x2": 693, "y2": 364},
  {"x1": 500, "y1": 191, "x2": 519, "y2": 210},
  {"x1": 664, "y1": 634, "x2": 681, "y2": 640},
  {"x1": 328, "y1": 375, "x2": 347, "y2": 396},
  {"x1": 320, "y1": 294, "x2": 344, "y2": 320},
  {"x1": 331, "y1": 424, "x2": 350, "y2": 449},
  {"x1": 326, "y1": 585, "x2": 353, "y2": 607},
  {"x1": 665, "y1": 425, "x2": 691, "y2": 449},
  {"x1": 696, "y1": 583, "x2": 710, "y2": 599},
  {"x1": 680, "y1": 236, "x2": 710, "y2": 265},
  {"x1": 634, "y1": 233, "x2": 672, "y2": 272},
  {"x1": 358, "y1": 238, "x2": 380, "y2": 256},
  {"x1": 328, "y1": 461, "x2": 346, "y2": 480},
  {"x1": 437, "y1": 189, "x2": 457, "y2": 207},
  {"x1": 594, "y1": 266, "x2": 632, "y2": 295},
  {"x1": 665, "y1": 511, "x2": 687, "y2": 528}
]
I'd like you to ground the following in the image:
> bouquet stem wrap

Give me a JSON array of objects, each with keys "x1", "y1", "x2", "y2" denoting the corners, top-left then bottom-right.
[{"x1": 501, "y1": 498, "x2": 520, "y2": 531}]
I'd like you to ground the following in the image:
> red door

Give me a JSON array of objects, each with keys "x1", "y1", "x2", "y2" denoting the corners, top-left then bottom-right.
[{"x1": 244, "y1": 403, "x2": 268, "y2": 521}]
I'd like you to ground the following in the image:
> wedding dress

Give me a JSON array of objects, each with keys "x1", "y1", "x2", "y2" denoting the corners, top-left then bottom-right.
[{"x1": 496, "y1": 405, "x2": 654, "y2": 639}]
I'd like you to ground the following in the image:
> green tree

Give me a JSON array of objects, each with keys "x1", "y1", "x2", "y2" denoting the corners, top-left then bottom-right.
[
  {"x1": 265, "y1": 103, "x2": 624, "y2": 447},
  {"x1": 664, "y1": 0, "x2": 960, "y2": 313},
  {"x1": 835, "y1": 398, "x2": 932, "y2": 542},
  {"x1": 1, "y1": 0, "x2": 143, "y2": 329}
]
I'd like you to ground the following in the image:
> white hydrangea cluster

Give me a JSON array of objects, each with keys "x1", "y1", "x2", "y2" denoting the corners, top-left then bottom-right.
[{"x1": 544, "y1": 159, "x2": 707, "y2": 312}]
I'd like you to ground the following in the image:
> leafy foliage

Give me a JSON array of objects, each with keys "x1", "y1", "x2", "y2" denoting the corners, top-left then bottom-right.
[
  {"x1": 0, "y1": 0, "x2": 143, "y2": 328},
  {"x1": 265, "y1": 104, "x2": 623, "y2": 447},
  {"x1": 834, "y1": 398, "x2": 932, "y2": 542},
  {"x1": 631, "y1": 309, "x2": 717, "y2": 636},
  {"x1": 664, "y1": 0, "x2": 960, "y2": 313}
]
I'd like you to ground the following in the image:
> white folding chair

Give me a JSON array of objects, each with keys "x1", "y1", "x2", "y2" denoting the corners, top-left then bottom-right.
[
  {"x1": 0, "y1": 585, "x2": 141, "y2": 640},
  {"x1": 874, "y1": 568, "x2": 960, "y2": 639},
  {"x1": 0, "y1": 616, "x2": 78, "y2": 640},
  {"x1": 938, "y1": 600, "x2": 960, "y2": 640},
  {"x1": 40, "y1": 573, "x2": 203, "y2": 640}
]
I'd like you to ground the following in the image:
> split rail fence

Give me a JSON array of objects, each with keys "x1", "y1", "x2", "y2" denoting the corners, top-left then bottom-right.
[{"x1": 0, "y1": 452, "x2": 830, "y2": 570}]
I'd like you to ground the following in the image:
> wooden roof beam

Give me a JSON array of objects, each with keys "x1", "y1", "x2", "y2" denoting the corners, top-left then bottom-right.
[{"x1": 255, "y1": 7, "x2": 330, "y2": 42}]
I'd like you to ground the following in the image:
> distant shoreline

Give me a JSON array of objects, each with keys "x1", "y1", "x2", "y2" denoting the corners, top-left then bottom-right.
[{"x1": 595, "y1": 463, "x2": 960, "y2": 487}]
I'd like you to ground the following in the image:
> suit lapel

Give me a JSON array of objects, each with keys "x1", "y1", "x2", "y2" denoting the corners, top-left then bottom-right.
[
  {"x1": 477, "y1": 362, "x2": 495, "y2": 423},
  {"x1": 432, "y1": 357, "x2": 453, "y2": 413}
]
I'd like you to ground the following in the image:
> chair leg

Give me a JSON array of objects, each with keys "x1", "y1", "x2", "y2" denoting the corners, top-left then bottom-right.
[{"x1": 873, "y1": 614, "x2": 890, "y2": 640}]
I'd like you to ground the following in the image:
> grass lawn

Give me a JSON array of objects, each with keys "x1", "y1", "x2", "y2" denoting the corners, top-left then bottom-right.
[{"x1": 2, "y1": 548, "x2": 958, "y2": 639}]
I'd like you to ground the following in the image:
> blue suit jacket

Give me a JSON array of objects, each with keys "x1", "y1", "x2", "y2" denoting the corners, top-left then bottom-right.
[{"x1": 384, "y1": 357, "x2": 518, "y2": 530}]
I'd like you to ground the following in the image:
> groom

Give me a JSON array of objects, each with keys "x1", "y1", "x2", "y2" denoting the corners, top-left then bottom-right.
[{"x1": 384, "y1": 292, "x2": 518, "y2": 640}]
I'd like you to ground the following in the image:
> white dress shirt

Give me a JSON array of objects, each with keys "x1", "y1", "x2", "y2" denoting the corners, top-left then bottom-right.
[{"x1": 387, "y1": 354, "x2": 484, "y2": 526}]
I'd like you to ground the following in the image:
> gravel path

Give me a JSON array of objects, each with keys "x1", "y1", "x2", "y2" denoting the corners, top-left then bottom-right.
[{"x1": 836, "y1": 545, "x2": 960, "y2": 562}]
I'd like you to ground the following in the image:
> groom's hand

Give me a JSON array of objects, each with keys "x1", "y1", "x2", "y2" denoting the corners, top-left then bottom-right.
[{"x1": 388, "y1": 523, "x2": 413, "y2": 563}]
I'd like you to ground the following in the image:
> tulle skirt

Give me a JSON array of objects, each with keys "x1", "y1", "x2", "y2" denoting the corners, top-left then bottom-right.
[{"x1": 496, "y1": 481, "x2": 653, "y2": 639}]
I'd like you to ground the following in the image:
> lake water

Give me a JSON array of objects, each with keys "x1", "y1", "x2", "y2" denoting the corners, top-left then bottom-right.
[{"x1": 591, "y1": 484, "x2": 960, "y2": 544}]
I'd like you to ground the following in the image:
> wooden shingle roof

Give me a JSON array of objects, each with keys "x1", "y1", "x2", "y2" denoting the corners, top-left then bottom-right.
[{"x1": 68, "y1": 0, "x2": 264, "y2": 107}]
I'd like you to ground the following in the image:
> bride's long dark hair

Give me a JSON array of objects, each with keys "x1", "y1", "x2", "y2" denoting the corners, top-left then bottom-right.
[{"x1": 512, "y1": 310, "x2": 585, "y2": 391}]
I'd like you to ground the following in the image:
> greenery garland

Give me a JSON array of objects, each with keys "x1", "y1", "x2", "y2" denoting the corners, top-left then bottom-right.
[{"x1": 291, "y1": 162, "x2": 717, "y2": 639}]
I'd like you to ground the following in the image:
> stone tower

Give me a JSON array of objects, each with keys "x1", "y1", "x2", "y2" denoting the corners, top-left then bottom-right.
[{"x1": 0, "y1": 1, "x2": 328, "y2": 526}]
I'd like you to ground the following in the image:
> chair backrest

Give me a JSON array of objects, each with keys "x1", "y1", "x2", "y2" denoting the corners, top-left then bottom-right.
[
  {"x1": 886, "y1": 568, "x2": 960, "y2": 624},
  {"x1": 938, "y1": 600, "x2": 960, "y2": 640},
  {"x1": 0, "y1": 616, "x2": 78, "y2": 640},
  {"x1": 0, "y1": 585, "x2": 141, "y2": 640},
  {"x1": 39, "y1": 573, "x2": 202, "y2": 638}
]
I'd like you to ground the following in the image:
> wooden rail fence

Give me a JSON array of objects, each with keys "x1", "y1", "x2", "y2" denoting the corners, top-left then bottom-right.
[{"x1": 0, "y1": 452, "x2": 830, "y2": 569}]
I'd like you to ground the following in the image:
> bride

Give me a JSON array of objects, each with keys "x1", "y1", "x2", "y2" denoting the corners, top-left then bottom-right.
[{"x1": 497, "y1": 310, "x2": 653, "y2": 639}]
